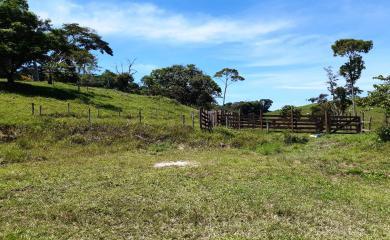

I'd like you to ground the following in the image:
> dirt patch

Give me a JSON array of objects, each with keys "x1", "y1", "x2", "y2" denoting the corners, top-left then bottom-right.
[{"x1": 154, "y1": 161, "x2": 199, "y2": 169}]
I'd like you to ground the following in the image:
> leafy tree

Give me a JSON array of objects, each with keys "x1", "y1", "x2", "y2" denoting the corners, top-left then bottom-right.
[
  {"x1": 308, "y1": 94, "x2": 329, "y2": 104},
  {"x1": 364, "y1": 75, "x2": 390, "y2": 123},
  {"x1": 333, "y1": 87, "x2": 351, "y2": 115},
  {"x1": 280, "y1": 105, "x2": 301, "y2": 119},
  {"x1": 332, "y1": 39, "x2": 373, "y2": 115},
  {"x1": 324, "y1": 66, "x2": 339, "y2": 100},
  {"x1": 0, "y1": 0, "x2": 51, "y2": 83},
  {"x1": 214, "y1": 68, "x2": 245, "y2": 106},
  {"x1": 44, "y1": 23, "x2": 113, "y2": 85},
  {"x1": 142, "y1": 64, "x2": 221, "y2": 108},
  {"x1": 224, "y1": 99, "x2": 273, "y2": 115}
]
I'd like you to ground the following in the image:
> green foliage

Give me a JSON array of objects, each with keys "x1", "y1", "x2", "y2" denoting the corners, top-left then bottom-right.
[
  {"x1": 69, "y1": 134, "x2": 87, "y2": 145},
  {"x1": 364, "y1": 75, "x2": 390, "y2": 116},
  {"x1": 214, "y1": 68, "x2": 245, "y2": 106},
  {"x1": 331, "y1": 39, "x2": 373, "y2": 57},
  {"x1": 377, "y1": 126, "x2": 390, "y2": 142},
  {"x1": 43, "y1": 23, "x2": 113, "y2": 84},
  {"x1": 283, "y1": 132, "x2": 309, "y2": 144},
  {"x1": 256, "y1": 142, "x2": 282, "y2": 155},
  {"x1": 224, "y1": 99, "x2": 273, "y2": 114},
  {"x1": 142, "y1": 64, "x2": 221, "y2": 108},
  {"x1": 331, "y1": 39, "x2": 373, "y2": 115},
  {"x1": 280, "y1": 105, "x2": 301, "y2": 119},
  {"x1": 0, "y1": 0, "x2": 51, "y2": 82}
]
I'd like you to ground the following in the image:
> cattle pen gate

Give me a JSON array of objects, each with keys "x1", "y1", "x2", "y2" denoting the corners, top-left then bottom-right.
[{"x1": 199, "y1": 109, "x2": 362, "y2": 134}]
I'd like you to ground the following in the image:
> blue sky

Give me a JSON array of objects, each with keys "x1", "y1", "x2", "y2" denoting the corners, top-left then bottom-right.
[{"x1": 29, "y1": 0, "x2": 390, "y2": 109}]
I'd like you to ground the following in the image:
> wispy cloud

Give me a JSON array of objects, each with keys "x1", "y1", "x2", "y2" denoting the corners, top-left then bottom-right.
[{"x1": 30, "y1": 0, "x2": 292, "y2": 44}]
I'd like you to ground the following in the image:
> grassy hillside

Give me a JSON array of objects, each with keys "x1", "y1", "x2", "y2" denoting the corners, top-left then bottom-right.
[
  {"x1": 0, "y1": 80, "x2": 197, "y2": 126},
  {"x1": 0, "y1": 79, "x2": 389, "y2": 239}
]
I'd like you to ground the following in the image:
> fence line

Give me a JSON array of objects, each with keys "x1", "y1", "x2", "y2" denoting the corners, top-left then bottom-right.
[
  {"x1": 200, "y1": 109, "x2": 363, "y2": 134},
  {"x1": 29, "y1": 102, "x2": 198, "y2": 128}
]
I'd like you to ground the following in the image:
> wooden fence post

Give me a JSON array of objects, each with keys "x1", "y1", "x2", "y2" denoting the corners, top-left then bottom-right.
[
  {"x1": 139, "y1": 109, "x2": 142, "y2": 123},
  {"x1": 191, "y1": 112, "x2": 195, "y2": 129},
  {"x1": 260, "y1": 109, "x2": 263, "y2": 130},
  {"x1": 39, "y1": 105, "x2": 42, "y2": 116},
  {"x1": 225, "y1": 115, "x2": 228, "y2": 128},
  {"x1": 361, "y1": 111, "x2": 365, "y2": 129},
  {"x1": 199, "y1": 108, "x2": 203, "y2": 130},
  {"x1": 67, "y1": 103, "x2": 70, "y2": 115},
  {"x1": 290, "y1": 109, "x2": 294, "y2": 132},
  {"x1": 31, "y1": 103, "x2": 35, "y2": 115},
  {"x1": 324, "y1": 111, "x2": 330, "y2": 134},
  {"x1": 266, "y1": 121, "x2": 269, "y2": 133},
  {"x1": 369, "y1": 117, "x2": 372, "y2": 130},
  {"x1": 88, "y1": 108, "x2": 91, "y2": 125},
  {"x1": 238, "y1": 109, "x2": 241, "y2": 129}
]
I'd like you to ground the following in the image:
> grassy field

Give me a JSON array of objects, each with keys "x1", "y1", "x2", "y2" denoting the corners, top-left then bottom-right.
[
  {"x1": 0, "y1": 80, "x2": 197, "y2": 126},
  {"x1": 0, "y1": 80, "x2": 389, "y2": 239}
]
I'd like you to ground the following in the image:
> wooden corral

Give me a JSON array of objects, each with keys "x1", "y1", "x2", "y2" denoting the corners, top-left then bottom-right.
[{"x1": 200, "y1": 109, "x2": 362, "y2": 134}]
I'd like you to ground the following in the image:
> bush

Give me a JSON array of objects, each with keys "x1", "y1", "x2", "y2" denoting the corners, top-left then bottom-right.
[
  {"x1": 69, "y1": 134, "x2": 87, "y2": 145},
  {"x1": 377, "y1": 125, "x2": 390, "y2": 142},
  {"x1": 283, "y1": 132, "x2": 309, "y2": 144},
  {"x1": 281, "y1": 105, "x2": 301, "y2": 119}
]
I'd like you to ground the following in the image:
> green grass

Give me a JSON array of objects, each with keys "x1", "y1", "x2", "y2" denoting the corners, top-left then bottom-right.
[
  {"x1": 0, "y1": 80, "x2": 197, "y2": 126},
  {"x1": 0, "y1": 80, "x2": 389, "y2": 239}
]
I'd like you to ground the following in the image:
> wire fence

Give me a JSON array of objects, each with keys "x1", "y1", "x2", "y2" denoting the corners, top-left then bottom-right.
[{"x1": 30, "y1": 102, "x2": 199, "y2": 128}]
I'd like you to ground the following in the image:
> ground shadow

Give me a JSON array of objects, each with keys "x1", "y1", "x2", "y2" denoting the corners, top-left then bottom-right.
[{"x1": 0, "y1": 81, "x2": 120, "y2": 111}]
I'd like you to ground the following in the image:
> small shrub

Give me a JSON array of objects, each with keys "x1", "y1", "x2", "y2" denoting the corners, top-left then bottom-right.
[
  {"x1": 214, "y1": 127, "x2": 236, "y2": 139},
  {"x1": 69, "y1": 134, "x2": 87, "y2": 145},
  {"x1": 148, "y1": 142, "x2": 173, "y2": 153},
  {"x1": 16, "y1": 138, "x2": 33, "y2": 149},
  {"x1": 256, "y1": 142, "x2": 282, "y2": 155},
  {"x1": 283, "y1": 132, "x2": 309, "y2": 145},
  {"x1": 1, "y1": 147, "x2": 28, "y2": 164},
  {"x1": 377, "y1": 125, "x2": 390, "y2": 142}
]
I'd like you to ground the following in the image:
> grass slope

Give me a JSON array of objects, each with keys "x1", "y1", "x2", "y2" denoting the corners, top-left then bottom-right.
[
  {"x1": 0, "y1": 80, "x2": 197, "y2": 126},
  {"x1": 0, "y1": 79, "x2": 389, "y2": 239}
]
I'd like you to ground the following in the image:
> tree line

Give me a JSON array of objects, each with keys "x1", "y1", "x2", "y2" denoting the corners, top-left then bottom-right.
[{"x1": 1, "y1": 0, "x2": 254, "y2": 110}]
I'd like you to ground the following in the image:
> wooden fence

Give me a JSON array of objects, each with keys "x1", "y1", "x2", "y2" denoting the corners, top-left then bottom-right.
[{"x1": 200, "y1": 109, "x2": 362, "y2": 134}]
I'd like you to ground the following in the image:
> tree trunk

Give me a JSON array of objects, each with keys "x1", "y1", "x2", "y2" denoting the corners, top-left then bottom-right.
[
  {"x1": 6, "y1": 72, "x2": 15, "y2": 84},
  {"x1": 222, "y1": 78, "x2": 228, "y2": 106},
  {"x1": 351, "y1": 83, "x2": 356, "y2": 116},
  {"x1": 33, "y1": 61, "x2": 39, "y2": 81},
  {"x1": 48, "y1": 72, "x2": 53, "y2": 85}
]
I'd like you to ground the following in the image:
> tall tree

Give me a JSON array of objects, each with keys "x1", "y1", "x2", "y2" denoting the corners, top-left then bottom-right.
[
  {"x1": 44, "y1": 23, "x2": 113, "y2": 85},
  {"x1": 0, "y1": 0, "x2": 51, "y2": 83},
  {"x1": 214, "y1": 68, "x2": 245, "y2": 106},
  {"x1": 331, "y1": 39, "x2": 373, "y2": 115}
]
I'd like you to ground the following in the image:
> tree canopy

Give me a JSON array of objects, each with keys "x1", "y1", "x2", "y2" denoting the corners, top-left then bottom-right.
[
  {"x1": 364, "y1": 75, "x2": 390, "y2": 118},
  {"x1": 142, "y1": 64, "x2": 221, "y2": 108},
  {"x1": 0, "y1": 0, "x2": 51, "y2": 82},
  {"x1": 224, "y1": 99, "x2": 273, "y2": 115},
  {"x1": 214, "y1": 68, "x2": 245, "y2": 106}
]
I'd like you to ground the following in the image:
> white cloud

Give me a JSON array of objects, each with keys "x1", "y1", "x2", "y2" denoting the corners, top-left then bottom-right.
[{"x1": 29, "y1": 0, "x2": 292, "y2": 44}]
